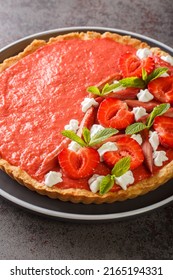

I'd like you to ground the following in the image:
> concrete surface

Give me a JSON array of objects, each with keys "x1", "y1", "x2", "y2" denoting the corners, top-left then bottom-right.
[{"x1": 0, "y1": 0, "x2": 173, "y2": 260}]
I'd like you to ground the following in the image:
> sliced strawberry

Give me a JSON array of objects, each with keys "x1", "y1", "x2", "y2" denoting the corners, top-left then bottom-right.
[
  {"x1": 148, "y1": 76, "x2": 173, "y2": 103},
  {"x1": 119, "y1": 52, "x2": 155, "y2": 78},
  {"x1": 153, "y1": 116, "x2": 173, "y2": 148},
  {"x1": 58, "y1": 147, "x2": 100, "y2": 179},
  {"x1": 103, "y1": 135, "x2": 144, "y2": 170},
  {"x1": 97, "y1": 97, "x2": 134, "y2": 130}
]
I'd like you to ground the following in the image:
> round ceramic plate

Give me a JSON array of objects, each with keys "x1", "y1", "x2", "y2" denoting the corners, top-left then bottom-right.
[{"x1": 0, "y1": 27, "x2": 173, "y2": 222}]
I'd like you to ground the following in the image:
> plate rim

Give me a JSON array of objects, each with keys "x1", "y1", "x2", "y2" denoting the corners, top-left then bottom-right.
[
  {"x1": 0, "y1": 26, "x2": 173, "y2": 222},
  {"x1": 1, "y1": 189, "x2": 173, "y2": 221},
  {"x1": 1, "y1": 26, "x2": 173, "y2": 54}
]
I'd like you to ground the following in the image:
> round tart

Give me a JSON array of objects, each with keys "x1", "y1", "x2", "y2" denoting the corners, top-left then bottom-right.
[{"x1": 0, "y1": 31, "x2": 173, "y2": 204}]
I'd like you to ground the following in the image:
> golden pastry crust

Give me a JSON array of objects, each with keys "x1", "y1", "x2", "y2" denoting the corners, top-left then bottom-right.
[{"x1": 0, "y1": 31, "x2": 172, "y2": 204}]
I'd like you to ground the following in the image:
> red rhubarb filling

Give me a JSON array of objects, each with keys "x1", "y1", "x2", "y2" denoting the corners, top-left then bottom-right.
[{"x1": 0, "y1": 36, "x2": 173, "y2": 193}]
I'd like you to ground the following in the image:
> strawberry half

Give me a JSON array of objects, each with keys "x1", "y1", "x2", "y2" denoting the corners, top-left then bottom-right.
[
  {"x1": 153, "y1": 116, "x2": 173, "y2": 148},
  {"x1": 97, "y1": 97, "x2": 134, "y2": 130},
  {"x1": 103, "y1": 135, "x2": 144, "y2": 170},
  {"x1": 119, "y1": 52, "x2": 155, "y2": 78},
  {"x1": 58, "y1": 147, "x2": 100, "y2": 179},
  {"x1": 148, "y1": 76, "x2": 173, "y2": 103}
]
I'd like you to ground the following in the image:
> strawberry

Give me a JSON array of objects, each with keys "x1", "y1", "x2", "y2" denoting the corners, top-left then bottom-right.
[
  {"x1": 103, "y1": 135, "x2": 144, "y2": 170},
  {"x1": 153, "y1": 116, "x2": 173, "y2": 148},
  {"x1": 97, "y1": 97, "x2": 134, "y2": 130},
  {"x1": 119, "y1": 52, "x2": 155, "y2": 78},
  {"x1": 58, "y1": 147, "x2": 100, "y2": 179},
  {"x1": 148, "y1": 76, "x2": 173, "y2": 103}
]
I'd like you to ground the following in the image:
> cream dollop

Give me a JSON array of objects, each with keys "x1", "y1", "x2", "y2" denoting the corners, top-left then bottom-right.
[
  {"x1": 153, "y1": 151, "x2": 168, "y2": 166},
  {"x1": 161, "y1": 55, "x2": 173, "y2": 66},
  {"x1": 149, "y1": 131, "x2": 159, "y2": 151},
  {"x1": 136, "y1": 48, "x2": 152, "y2": 59},
  {"x1": 64, "y1": 119, "x2": 79, "y2": 132},
  {"x1": 88, "y1": 174, "x2": 105, "y2": 193},
  {"x1": 45, "y1": 171, "x2": 63, "y2": 187},
  {"x1": 90, "y1": 124, "x2": 105, "y2": 138},
  {"x1": 97, "y1": 142, "x2": 118, "y2": 161},
  {"x1": 115, "y1": 170, "x2": 135, "y2": 190},
  {"x1": 131, "y1": 134, "x2": 143, "y2": 145},
  {"x1": 68, "y1": 141, "x2": 81, "y2": 152},
  {"x1": 81, "y1": 97, "x2": 99, "y2": 112},
  {"x1": 137, "y1": 89, "x2": 154, "y2": 102},
  {"x1": 132, "y1": 106, "x2": 147, "y2": 121}
]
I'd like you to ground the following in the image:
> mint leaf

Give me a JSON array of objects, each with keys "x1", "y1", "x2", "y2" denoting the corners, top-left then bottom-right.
[
  {"x1": 119, "y1": 77, "x2": 145, "y2": 88},
  {"x1": 102, "y1": 82, "x2": 121, "y2": 94},
  {"x1": 146, "y1": 103, "x2": 170, "y2": 127},
  {"x1": 142, "y1": 68, "x2": 148, "y2": 82},
  {"x1": 82, "y1": 127, "x2": 91, "y2": 145},
  {"x1": 61, "y1": 130, "x2": 87, "y2": 147},
  {"x1": 87, "y1": 67, "x2": 168, "y2": 98},
  {"x1": 111, "y1": 156, "x2": 131, "y2": 177},
  {"x1": 87, "y1": 86, "x2": 101, "y2": 96},
  {"x1": 126, "y1": 103, "x2": 170, "y2": 135},
  {"x1": 99, "y1": 174, "x2": 114, "y2": 195},
  {"x1": 146, "y1": 67, "x2": 168, "y2": 83},
  {"x1": 125, "y1": 122, "x2": 147, "y2": 135},
  {"x1": 89, "y1": 128, "x2": 119, "y2": 146},
  {"x1": 87, "y1": 76, "x2": 145, "y2": 98}
]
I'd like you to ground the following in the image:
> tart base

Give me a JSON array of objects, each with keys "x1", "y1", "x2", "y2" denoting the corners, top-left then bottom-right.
[{"x1": 0, "y1": 31, "x2": 172, "y2": 204}]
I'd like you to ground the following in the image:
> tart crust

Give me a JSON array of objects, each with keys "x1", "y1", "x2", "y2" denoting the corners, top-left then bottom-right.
[{"x1": 0, "y1": 31, "x2": 172, "y2": 204}]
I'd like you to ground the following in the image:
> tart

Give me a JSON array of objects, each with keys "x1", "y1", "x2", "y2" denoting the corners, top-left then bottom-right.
[{"x1": 0, "y1": 31, "x2": 173, "y2": 204}]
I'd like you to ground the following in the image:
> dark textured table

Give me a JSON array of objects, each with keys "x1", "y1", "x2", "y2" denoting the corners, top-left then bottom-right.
[{"x1": 0, "y1": 0, "x2": 173, "y2": 260}]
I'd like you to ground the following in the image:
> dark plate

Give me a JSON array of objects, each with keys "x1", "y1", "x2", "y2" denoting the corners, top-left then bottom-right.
[{"x1": 0, "y1": 27, "x2": 173, "y2": 222}]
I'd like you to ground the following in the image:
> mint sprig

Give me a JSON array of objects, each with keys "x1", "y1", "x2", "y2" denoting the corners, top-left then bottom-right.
[
  {"x1": 125, "y1": 103, "x2": 170, "y2": 135},
  {"x1": 62, "y1": 130, "x2": 87, "y2": 147},
  {"x1": 102, "y1": 82, "x2": 121, "y2": 94},
  {"x1": 146, "y1": 67, "x2": 168, "y2": 83},
  {"x1": 146, "y1": 103, "x2": 170, "y2": 127},
  {"x1": 120, "y1": 77, "x2": 145, "y2": 88},
  {"x1": 142, "y1": 68, "x2": 148, "y2": 82},
  {"x1": 82, "y1": 127, "x2": 91, "y2": 144},
  {"x1": 111, "y1": 156, "x2": 131, "y2": 177},
  {"x1": 87, "y1": 67, "x2": 168, "y2": 97},
  {"x1": 87, "y1": 77, "x2": 145, "y2": 97},
  {"x1": 99, "y1": 174, "x2": 115, "y2": 195},
  {"x1": 87, "y1": 86, "x2": 102, "y2": 96},
  {"x1": 88, "y1": 127, "x2": 118, "y2": 146},
  {"x1": 62, "y1": 127, "x2": 119, "y2": 147},
  {"x1": 125, "y1": 122, "x2": 147, "y2": 135},
  {"x1": 99, "y1": 157, "x2": 131, "y2": 195},
  {"x1": 87, "y1": 82, "x2": 121, "y2": 96}
]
